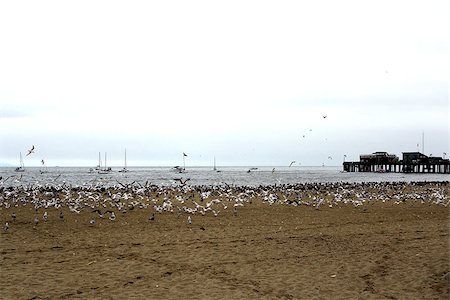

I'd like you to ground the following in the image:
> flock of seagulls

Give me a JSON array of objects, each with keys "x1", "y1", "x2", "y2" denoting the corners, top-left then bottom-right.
[{"x1": 1, "y1": 179, "x2": 448, "y2": 233}]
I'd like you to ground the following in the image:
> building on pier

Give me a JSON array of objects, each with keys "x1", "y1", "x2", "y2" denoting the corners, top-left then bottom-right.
[{"x1": 343, "y1": 151, "x2": 450, "y2": 174}]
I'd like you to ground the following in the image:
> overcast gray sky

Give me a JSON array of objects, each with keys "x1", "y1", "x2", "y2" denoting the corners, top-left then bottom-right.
[{"x1": 0, "y1": 0, "x2": 448, "y2": 167}]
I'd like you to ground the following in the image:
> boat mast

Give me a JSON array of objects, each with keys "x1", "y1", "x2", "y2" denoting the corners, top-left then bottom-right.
[
  {"x1": 125, "y1": 148, "x2": 127, "y2": 169},
  {"x1": 20, "y1": 152, "x2": 24, "y2": 168}
]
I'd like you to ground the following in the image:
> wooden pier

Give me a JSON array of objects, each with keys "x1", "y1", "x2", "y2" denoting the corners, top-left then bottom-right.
[{"x1": 343, "y1": 152, "x2": 450, "y2": 174}]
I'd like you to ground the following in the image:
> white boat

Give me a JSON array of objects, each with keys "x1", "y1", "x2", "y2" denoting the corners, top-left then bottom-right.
[
  {"x1": 15, "y1": 152, "x2": 25, "y2": 172},
  {"x1": 118, "y1": 149, "x2": 129, "y2": 173},
  {"x1": 95, "y1": 152, "x2": 102, "y2": 171},
  {"x1": 98, "y1": 152, "x2": 112, "y2": 174},
  {"x1": 213, "y1": 156, "x2": 221, "y2": 172}
]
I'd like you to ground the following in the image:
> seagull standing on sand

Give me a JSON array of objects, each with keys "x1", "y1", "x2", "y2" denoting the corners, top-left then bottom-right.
[
  {"x1": 34, "y1": 216, "x2": 39, "y2": 226},
  {"x1": 89, "y1": 218, "x2": 96, "y2": 225},
  {"x1": 187, "y1": 216, "x2": 192, "y2": 225},
  {"x1": 43, "y1": 211, "x2": 48, "y2": 221},
  {"x1": 4, "y1": 222, "x2": 9, "y2": 232},
  {"x1": 108, "y1": 212, "x2": 116, "y2": 221},
  {"x1": 27, "y1": 145, "x2": 35, "y2": 156}
]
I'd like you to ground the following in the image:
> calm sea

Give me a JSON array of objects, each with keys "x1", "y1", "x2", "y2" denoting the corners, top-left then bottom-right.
[{"x1": 0, "y1": 166, "x2": 448, "y2": 188}]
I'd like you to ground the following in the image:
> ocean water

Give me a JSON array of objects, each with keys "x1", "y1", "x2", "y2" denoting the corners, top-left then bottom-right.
[{"x1": 0, "y1": 166, "x2": 448, "y2": 188}]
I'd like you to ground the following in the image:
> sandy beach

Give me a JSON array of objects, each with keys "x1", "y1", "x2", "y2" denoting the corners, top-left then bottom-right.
[{"x1": 1, "y1": 182, "x2": 449, "y2": 299}]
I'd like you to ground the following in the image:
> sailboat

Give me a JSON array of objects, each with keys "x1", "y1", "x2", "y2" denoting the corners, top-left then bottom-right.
[
  {"x1": 118, "y1": 149, "x2": 129, "y2": 173},
  {"x1": 15, "y1": 152, "x2": 25, "y2": 172},
  {"x1": 98, "y1": 152, "x2": 112, "y2": 174},
  {"x1": 95, "y1": 152, "x2": 102, "y2": 170},
  {"x1": 213, "y1": 156, "x2": 221, "y2": 172}
]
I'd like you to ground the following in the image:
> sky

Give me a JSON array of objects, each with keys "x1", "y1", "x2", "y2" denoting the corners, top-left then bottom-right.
[{"x1": 0, "y1": 0, "x2": 449, "y2": 167}]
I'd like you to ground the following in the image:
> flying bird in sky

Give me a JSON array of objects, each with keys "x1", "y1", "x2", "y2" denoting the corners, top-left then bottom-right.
[
  {"x1": 289, "y1": 161, "x2": 296, "y2": 167},
  {"x1": 26, "y1": 145, "x2": 35, "y2": 156},
  {"x1": 322, "y1": 115, "x2": 327, "y2": 119},
  {"x1": 41, "y1": 159, "x2": 45, "y2": 165},
  {"x1": 174, "y1": 178, "x2": 190, "y2": 185}
]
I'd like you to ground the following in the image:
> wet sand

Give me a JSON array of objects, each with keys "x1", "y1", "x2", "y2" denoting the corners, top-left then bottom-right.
[{"x1": 1, "y1": 183, "x2": 449, "y2": 299}]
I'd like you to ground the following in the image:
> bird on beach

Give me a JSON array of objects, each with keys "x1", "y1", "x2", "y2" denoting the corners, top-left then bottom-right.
[
  {"x1": 187, "y1": 216, "x2": 192, "y2": 225},
  {"x1": 59, "y1": 211, "x2": 64, "y2": 220},
  {"x1": 26, "y1": 145, "x2": 35, "y2": 156},
  {"x1": 149, "y1": 213, "x2": 155, "y2": 221},
  {"x1": 4, "y1": 222, "x2": 9, "y2": 232},
  {"x1": 11, "y1": 212, "x2": 16, "y2": 221},
  {"x1": 89, "y1": 218, "x2": 96, "y2": 225},
  {"x1": 43, "y1": 211, "x2": 48, "y2": 221},
  {"x1": 34, "y1": 216, "x2": 39, "y2": 226},
  {"x1": 92, "y1": 209, "x2": 105, "y2": 218},
  {"x1": 108, "y1": 211, "x2": 116, "y2": 221}
]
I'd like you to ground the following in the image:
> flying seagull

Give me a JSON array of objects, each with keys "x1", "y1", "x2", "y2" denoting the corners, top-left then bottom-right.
[
  {"x1": 174, "y1": 178, "x2": 191, "y2": 185},
  {"x1": 41, "y1": 159, "x2": 45, "y2": 165},
  {"x1": 289, "y1": 161, "x2": 296, "y2": 167},
  {"x1": 322, "y1": 115, "x2": 327, "y2": 119},
  {"x1": 27, "y1": 145, "x2": 35, "y2": 156}
]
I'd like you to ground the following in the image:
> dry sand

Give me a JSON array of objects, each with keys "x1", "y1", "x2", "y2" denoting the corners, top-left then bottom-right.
[{"x1": 1, "y1": 186, "x2": 449, "y2": 299}]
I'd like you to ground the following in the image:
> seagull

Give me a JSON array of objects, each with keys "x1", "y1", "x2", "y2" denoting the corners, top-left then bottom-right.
[
  {"x1": 89, "y1": 218, "x2": 96, "y2": 225},
  {"x1": 187, "y1": 216, "x2": 192, "y2": 225},
  {"x1": 92, "y1": 209, "x2": 104, "y2": 218},
  {"x1": 328, "y1": 156, "x2": 333, "y2": 160},
  {"x1": 41, "y1": 159, "x2": 45, "y2": 165},
  {"x1": 26, "y1": 145, "x2": 35, "y2": 156},
  {"x1": 108, "y1": 211, "x2": 116, "y2": 221},
  {"x1": 149, "y1": 213, "x2": 155, "y2": 221},
  {"x1": 43, "y1": 211, "x2": 48, "y2": 221},
  {"x1": 272, "y1": 168, "x2": 275, "y2": 174},
  {"x1": 289, "y1": 161, "x2": 296, "y2": 167},
  {"x1": 322, "y1": 115, "x2": 327, "y2": 119},
  {"x1": 4, "y1": 222, "x2": 9, "y2": 232},
  {"x1": 34, "y1": 216, "x2": 39, "y2": 226},
  {"x1": 59, "y1": 211, "x2": 64, "y2": 220},
  {"x1": 11, "y1": 212, "x2": 16, "y2": 220},
  {"x1": 174, "y1": 178, "x2": 191, "y2": 185}
]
